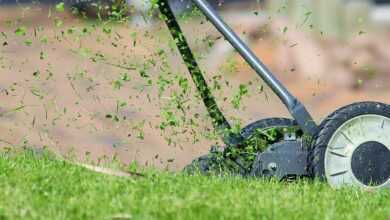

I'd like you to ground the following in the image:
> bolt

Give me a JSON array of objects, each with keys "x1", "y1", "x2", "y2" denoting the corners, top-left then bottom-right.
[{"x1": 268, "y1": 162, "x2": 278, "y2": 171}]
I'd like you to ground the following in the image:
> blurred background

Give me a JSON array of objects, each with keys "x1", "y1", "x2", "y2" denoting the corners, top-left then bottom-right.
[{"x1": 1, "y1": 0, "x2": 390, "y2": 170}]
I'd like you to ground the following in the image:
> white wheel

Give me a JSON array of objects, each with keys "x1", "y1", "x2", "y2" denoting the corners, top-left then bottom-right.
[
  {"x1": 325, "y1": 115, "x2": 390, "y2": 189},
  {"x1": 312, "y1": 102, "x2": 390, "y2": 190}
]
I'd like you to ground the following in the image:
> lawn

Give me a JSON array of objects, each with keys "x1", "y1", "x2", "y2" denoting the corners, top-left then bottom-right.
[{"x1": 0, "y1": 150, "x2": 389, "y2": 220}]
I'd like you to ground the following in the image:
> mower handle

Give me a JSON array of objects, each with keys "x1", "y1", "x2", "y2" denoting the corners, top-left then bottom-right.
[{"x1": 191, "y1": 0, "x2": 319, "y2": 136}]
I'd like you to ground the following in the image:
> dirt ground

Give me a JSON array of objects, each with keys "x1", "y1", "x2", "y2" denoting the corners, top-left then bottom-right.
[{"x1": 1, "y1": 5, "x2": 390, "y2": 170}]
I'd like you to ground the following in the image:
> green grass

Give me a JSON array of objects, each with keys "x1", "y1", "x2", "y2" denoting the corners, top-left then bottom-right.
[{"x1": 0, "y1": 151, "x2": 389, "y2": 220}]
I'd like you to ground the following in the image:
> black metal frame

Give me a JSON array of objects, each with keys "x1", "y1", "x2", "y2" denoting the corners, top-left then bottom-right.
[{"x1": 157, "y1": 0, "x2": 319, "y2": 145}]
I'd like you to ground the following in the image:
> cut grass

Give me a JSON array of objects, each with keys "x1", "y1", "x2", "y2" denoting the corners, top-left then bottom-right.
[{"x1": 0, "y1": 150, "x2": 389, "y2": 220}]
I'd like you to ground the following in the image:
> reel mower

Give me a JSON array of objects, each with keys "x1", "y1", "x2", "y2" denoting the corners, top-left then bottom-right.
[{"x1": 157, "y1": 0, "x2": 390, "y2": 190}]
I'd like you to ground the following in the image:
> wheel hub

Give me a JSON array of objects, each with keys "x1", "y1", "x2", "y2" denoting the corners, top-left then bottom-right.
[{"x1": 351, "y1": 141, "x2": 390, "y2": 186}]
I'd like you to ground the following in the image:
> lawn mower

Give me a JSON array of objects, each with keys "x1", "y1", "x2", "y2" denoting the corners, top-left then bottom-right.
[{"x1": 157, "y1": 0, "x2": 389, "y2": 190}]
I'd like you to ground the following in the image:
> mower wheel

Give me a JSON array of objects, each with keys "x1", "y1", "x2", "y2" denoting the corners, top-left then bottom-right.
[
  {"x1": 183, "y1": 154, "x2": 215, "y2": 175},
  {"x1": 184, "y1": 118, "x2": 299, "y2": 175},
  {"x1": 311, "y1": 102, "x2": 390, "y2": 190},
  {"x1": 183, "y1": 150, "x2": 247, "y2": 176}
]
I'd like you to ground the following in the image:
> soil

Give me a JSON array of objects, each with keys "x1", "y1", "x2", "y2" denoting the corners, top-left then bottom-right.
[{"x1": 1, "y1": 6, "x2": 389, "y2": 171}]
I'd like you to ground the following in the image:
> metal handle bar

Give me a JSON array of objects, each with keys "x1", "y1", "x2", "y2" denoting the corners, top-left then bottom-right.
[{"x1": 191, "y1": 0, "x2": 319, "y2": 136}]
